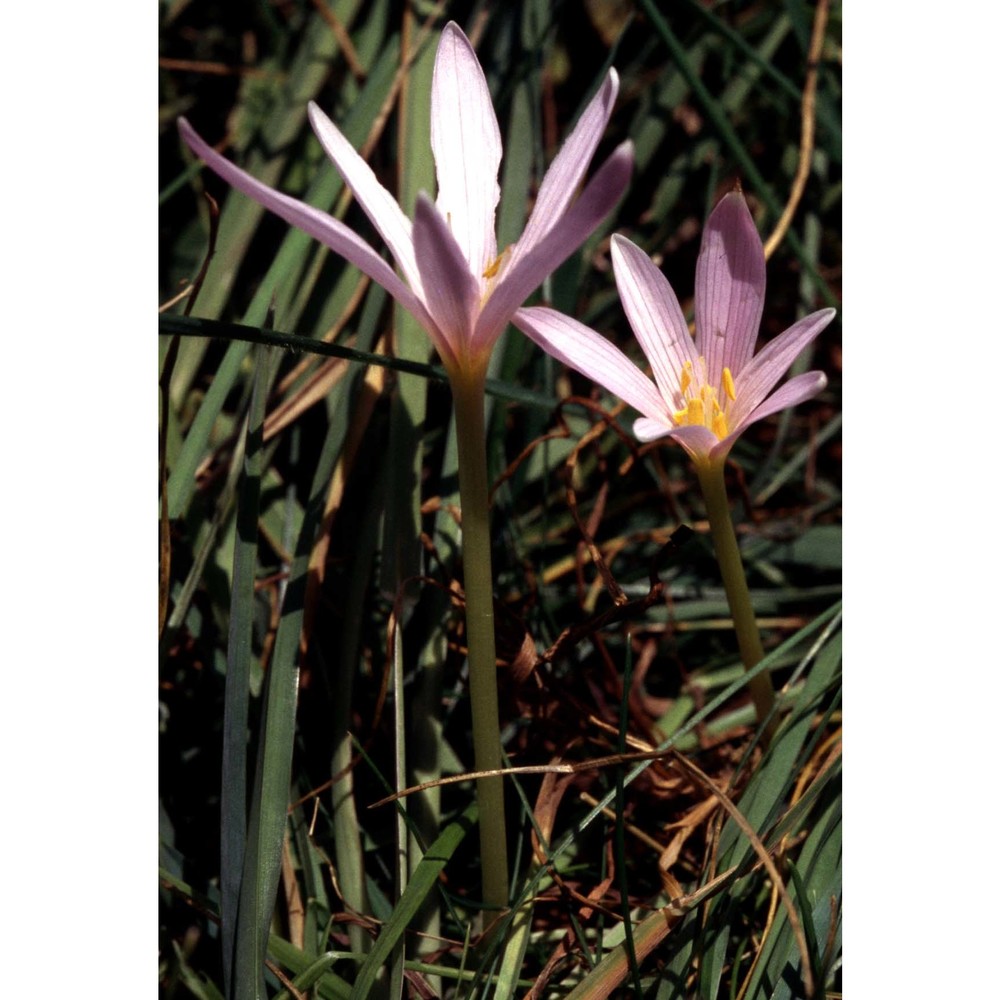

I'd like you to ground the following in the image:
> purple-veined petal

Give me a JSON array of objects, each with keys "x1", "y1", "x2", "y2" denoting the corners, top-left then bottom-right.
[
  {"x1": 508, "y1": 69, "x2": 620, "y2": 271},
  {"x1": 412, "y1": 194, "x2": 480, "y2": 371},
  {"x1": 307, "y1": 102, "x2": 424, "y2": 295},
  {"x1": 611, "y1": 235, "x2": 696, "y2": 403},
  {"x1": 729, "y1": 308, "x2": 836, "y2": 426},
  {"x1": 734, "y1": 370, "x2": 827, "y2": 431},
  {"x1": 694, "y1": 191, "x2": 765, "y2": 385},
  {"x1": 474, "y1": 140, "x2": 634, "y2": 353},
  {"x1": 430, "y1": 22, "x2": 501, "y2": 285},
  {"x1": 178, "y1": 117, "x2": 433, "y2": 330},
  {"x1": 513, "y1": 305, "x2": 670, "y2": 421},
  {"x1": 711, "y1": 370, "x2": 827, "y2": 464}
]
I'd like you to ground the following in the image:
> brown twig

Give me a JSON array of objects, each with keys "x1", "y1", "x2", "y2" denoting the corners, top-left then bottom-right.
[{"x1": 762, "y1": 0, "x2": 831, "y2": 260}]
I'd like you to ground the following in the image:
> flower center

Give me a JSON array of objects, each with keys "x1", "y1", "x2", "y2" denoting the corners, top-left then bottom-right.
[{"x1": 673, "y1": 357, "x2": 736, "y2": 438}]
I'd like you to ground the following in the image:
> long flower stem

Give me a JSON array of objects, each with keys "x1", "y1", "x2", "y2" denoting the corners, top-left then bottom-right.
[
  {"x1": 696, "y1": 460, "x2": 777, "y2": 743},
  {"x1": 451, "y1": 370, "x2": 509, "y2": 911}
]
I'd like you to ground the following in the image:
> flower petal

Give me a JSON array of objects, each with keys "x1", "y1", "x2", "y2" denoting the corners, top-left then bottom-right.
[
  {"x1": 694, "y1": 190, "x2": 765, "y2": 384},
  {"x1": 509, "y1": 69, "x2": 619, "y2": 270},
  {"x1": 634, "y1": 419, "x2": 718, "y2": 462},
  {"x1": 729, "y1": 308, "x2": 836, "y2": 427},
  {"x1": 475, "y1": 140, "x2": 634, "y2": 353},
  {"x1": 412, "y1": 194, "x2": 480, "y2": 371},
  {"x1": 307, "y1": 102, "x2": 423, "y2": 295},
  {"x1": 430, "y1": 22, "x2": 501, "y2": 286},
  {"x1": 712, "y1": 371, "x2": 827, "y2": 463},
  {"x1": 611, "y1": 235, "x2": 695, "y2": 403},
  {"x1": 513, "y1": 305, "x2": 669, "y2": 421},
  {"x1": 633, "y1": 417, "x2": 672, "y2": 442},
  {"x1": 178, "y1": 117, "x2": 432, "y2": 328}
]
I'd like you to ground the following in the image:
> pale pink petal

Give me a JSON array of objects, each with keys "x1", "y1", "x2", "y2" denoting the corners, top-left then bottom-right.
[
  {"x1": 474, "y1": 141, "x2": 634, "y2": 353},
  {"x1": 611, "y1": 235, "x2": 695, "y2": 403},
  {"x1": 430, "y1": 23, "x2": 502, "y2": 286},
  {"x1": 665, "y1": 424, "x2": 719, "y2": 460},
  {"x1": 633, "y1": 417, "x2": 673, "y2": 442},
  {"x1": 694, "y1": 191, "x2": 765, "y2": 385},
  {"x1": 508, "y1": 70, "x2": 619, "y2": 270},
  {"x1": 178, "y1": 117, "x2": 433, "y2": 329},
  {"x1": 307, "y1": 102, "x2": 423, "y2": 295},
  {"x1": 634, "y1": 419, "x2": 718, "y2": 464},
  {"x1": 729, "y1": 308, "x2": 836, "y2": 426},
  {"x1": 513, "y1": 306, "x2": 670, "y2": 421},
  {"x1": 411, "y1": 194, "x2": 480, "y2": 370},
  {"x1": 711, "y1": 370, "x2": 828, "y2": 463}
]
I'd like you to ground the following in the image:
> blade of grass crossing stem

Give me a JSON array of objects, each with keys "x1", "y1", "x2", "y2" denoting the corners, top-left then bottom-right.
[
  {"x1": 349, "y1": 803, "x2": 479, "y2": 1000},
  {"x1": 169, "y1": 0, "x2": 364, "y2": 404},
  {"x1": 232, "y1": 334, "x2": 380, "y2": 999},
  {"x1": 167, "y1": 36, "x2": 399, "y2": 520},
  {"x1": 159, "y1": 312, "x2": 568, "y2": 413},
  {"x1": 615, "y1": 636, "x2": 642, "y2": 994},
  {"x1": 221, "y1": 345, "x2": 273, "y2": 997}
]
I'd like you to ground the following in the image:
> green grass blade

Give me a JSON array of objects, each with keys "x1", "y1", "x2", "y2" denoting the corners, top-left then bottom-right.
[
  {"x1": 221, "y1": 345, "x2": 273, "y2": 996},
  {"x1": 349, "y1": 803, "x2": 478, "y2": 1000}
]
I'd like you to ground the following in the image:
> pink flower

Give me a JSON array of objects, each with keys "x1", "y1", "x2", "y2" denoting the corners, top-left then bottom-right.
[
  {"x1": 513, "y1": 190, "x2": 835, "y2": 468},
  {"x1": 179, "y1": 22, "x2": 632, "y2": 383}
]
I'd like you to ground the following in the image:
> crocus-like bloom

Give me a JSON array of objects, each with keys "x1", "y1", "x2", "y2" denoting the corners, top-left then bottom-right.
[
  {"x1": 513, "y1": 190, "x2": 835, "y2": 468},
  {"x1": 179, "y1": 22, "x2": 633, "y2": 384}
]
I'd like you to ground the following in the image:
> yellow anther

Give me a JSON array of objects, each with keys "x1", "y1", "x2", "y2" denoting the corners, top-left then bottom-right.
[
  {"x1": 687, "y1": 397, "x2": 704, "y2": 424},
  {"x1": 722, "y1": 367, "x2": 736, "y2": 401},
  {"x1": 712, "y1": 411, "x2": 728, "y2": 438},
  {"x1": 482, "y1": 247, "x2": 507, "y2": 280},
  {"x1": 673, "y1": 406, "x2": 689, "y2": 424},
  {"x1": 679, "y1": 362, "x2": 693, "y2": 396}
]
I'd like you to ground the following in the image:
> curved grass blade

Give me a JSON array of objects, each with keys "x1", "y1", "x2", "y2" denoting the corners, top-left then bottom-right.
[{"x1": 348, "y1": 802, "x2": 478, "y2": 1000}]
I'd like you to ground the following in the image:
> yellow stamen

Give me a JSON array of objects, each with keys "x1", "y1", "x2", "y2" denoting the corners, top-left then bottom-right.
[
  {"x1": 679, "y1": 361, "x2": 693, "y2": 395},
  {"x1": 483, "y1": 257, "x2": 501, "y2": 279},
  {"x1": 482, "y1": 246, "x2": 509, "y2": 280},
  {"x1": 670, "y1": 359, "x2": 737, "y2": 439},
  {"x1": 722, "y1": 367, "x2": 736, "y2": 401}
]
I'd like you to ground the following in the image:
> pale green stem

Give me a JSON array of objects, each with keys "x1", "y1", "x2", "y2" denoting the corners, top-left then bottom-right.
[
  {"x1": 695, "y1": 459, "x2": 777, "y2": 743},
  {"x1": 451, "y1": 368, "x2": 509, "y2": 911}
]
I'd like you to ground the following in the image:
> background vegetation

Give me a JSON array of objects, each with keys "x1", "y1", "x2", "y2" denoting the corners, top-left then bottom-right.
[{"x1": 159, "y1": 1, "x2": 842, "y2": 996}]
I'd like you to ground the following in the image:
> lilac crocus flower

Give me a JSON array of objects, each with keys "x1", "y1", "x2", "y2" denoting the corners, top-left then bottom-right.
[
  {"x1": 179, "y1": 22, "x2": 633, "y2": 385},
  {"x1": 513, "y1": 190, "x2": 835, "y2": 469}
]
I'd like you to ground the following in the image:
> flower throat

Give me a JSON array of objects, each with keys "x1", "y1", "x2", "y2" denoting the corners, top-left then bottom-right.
[{"x1": 673, "y1": 357, "x2": 736, "y2": 438}]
